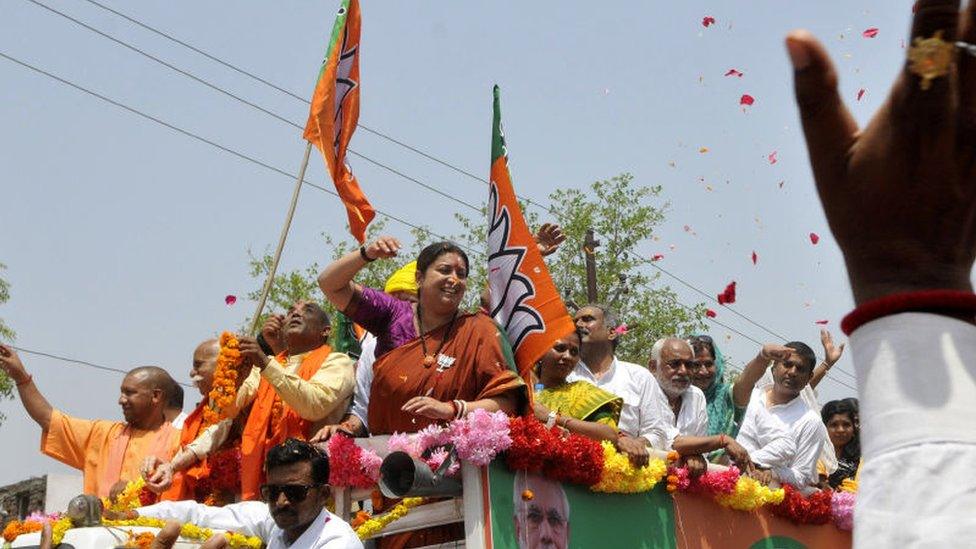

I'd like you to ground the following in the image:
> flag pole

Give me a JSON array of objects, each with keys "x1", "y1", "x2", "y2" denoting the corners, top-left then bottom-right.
[{"x1": 248, "y1": 141, "x2": 314, "y2": 335}]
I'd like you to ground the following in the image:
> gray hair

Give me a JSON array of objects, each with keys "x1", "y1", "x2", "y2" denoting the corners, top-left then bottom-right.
[{"x1": 650, "y1": 338, "x2": 667, "y2": 364}]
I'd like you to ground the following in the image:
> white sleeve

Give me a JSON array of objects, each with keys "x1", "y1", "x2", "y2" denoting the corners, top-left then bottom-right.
[
  {"x1": 688, "y1": 392, "x2": 709, "y2": 438},
  {"x1": 348, "y1": 340, "x2": 375, "y2": 431},
  {"x1": 637, "y1": 378, "x2": 671, "y2": 450},
  {"x1": 138, "y1": 500, "x2": 274, "y2": 540},
  {"x1": 777, "y1": 421, "x2": 823, "y2": 487},
  {"x1": 746, "y1": 412, "x2": 796, "y2": 470}
]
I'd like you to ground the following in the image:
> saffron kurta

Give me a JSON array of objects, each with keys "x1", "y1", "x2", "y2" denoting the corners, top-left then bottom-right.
[{"x1": 42, "y1": 410, "x2": 180, "y2": 497}]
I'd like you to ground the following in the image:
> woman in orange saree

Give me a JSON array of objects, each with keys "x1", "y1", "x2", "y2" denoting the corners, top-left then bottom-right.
[{"x1": 318, "y1": 236, "x2": 527, "y2": 548}]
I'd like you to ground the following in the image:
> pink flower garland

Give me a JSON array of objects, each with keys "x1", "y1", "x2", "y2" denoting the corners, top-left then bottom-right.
[
  {"x1": 831, "y1": 490, "x2": 856, "y2": 531},
  {"x1": 449, "y1": 409, "x2": 512, "y2": 466}
]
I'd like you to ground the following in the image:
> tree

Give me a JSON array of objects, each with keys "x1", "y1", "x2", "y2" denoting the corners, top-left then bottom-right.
[
  {"x1": 243, "y1": 173, "x2": 706, "y2": 362},
  {"x1": 0, "y1": 262, "x2": 16, "y2": 425}
]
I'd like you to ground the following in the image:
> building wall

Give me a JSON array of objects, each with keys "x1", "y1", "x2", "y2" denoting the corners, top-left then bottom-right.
[{"x1": 0, "y1": 476, "x2": 46, "y2": 528}]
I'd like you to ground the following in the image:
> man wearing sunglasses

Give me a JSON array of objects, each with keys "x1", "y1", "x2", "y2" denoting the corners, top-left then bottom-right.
[{"x1": 132, "y1": 438, "x2": 363, "y2": 548}]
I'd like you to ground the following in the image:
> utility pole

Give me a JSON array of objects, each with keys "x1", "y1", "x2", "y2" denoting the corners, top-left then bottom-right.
[{"x1": 583, "y1": 228, "x2": 600, "y2": 303}]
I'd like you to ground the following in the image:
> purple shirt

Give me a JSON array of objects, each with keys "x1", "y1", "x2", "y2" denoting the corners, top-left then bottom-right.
[{"x1": 347, "y1": 286, "x2": 417, "y2": 359}]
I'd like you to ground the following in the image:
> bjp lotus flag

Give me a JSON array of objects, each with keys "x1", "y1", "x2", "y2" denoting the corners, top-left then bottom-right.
[
  {"x1": 487, "y1": 86, "x2": 574, "y2": 380},
  {"x1": 304, "y1": 0, "x2": 374, "y2": 243}
]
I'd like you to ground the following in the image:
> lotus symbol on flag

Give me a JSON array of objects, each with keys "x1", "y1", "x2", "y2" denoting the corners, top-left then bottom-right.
[{"x1": 487, "y1": 182, "x2": 544, "y2": 349}]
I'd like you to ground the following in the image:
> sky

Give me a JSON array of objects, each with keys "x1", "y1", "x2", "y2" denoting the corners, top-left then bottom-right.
[{"x1": 0, "y1": 0, "x2": 924, "y2": 486}]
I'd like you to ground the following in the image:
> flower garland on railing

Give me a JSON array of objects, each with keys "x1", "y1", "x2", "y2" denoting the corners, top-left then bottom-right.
[
  {"x1": 354, "y1": 497, "x2": 427, "y2": 540},
  {"x1": 102, "y1": 478, "x2": 157, "y2": 514},
  {"x1": 202, "y1": 332, "x2": 244, "y2": 429},
  {"x1": 323, "y1": 410, "x2": 855, "y2": 532},
  {"x1": 3, "y1": 515, "x2": 262, "y2": 548}
]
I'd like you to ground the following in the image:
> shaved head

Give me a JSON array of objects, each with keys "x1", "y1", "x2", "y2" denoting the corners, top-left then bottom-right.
[
  {"x1": 125, "y1": 366, "x2": 173, "y2": 389},
  {"x1": 191, "y1": 339, "x2": 220, "y2": 397}
]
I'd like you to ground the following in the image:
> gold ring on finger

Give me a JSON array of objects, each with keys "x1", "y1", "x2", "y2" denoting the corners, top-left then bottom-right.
[{"x1": 908, "y1": 30, "x2": 955, "y2": 90}]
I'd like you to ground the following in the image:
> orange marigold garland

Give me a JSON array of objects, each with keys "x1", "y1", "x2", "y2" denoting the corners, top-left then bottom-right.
[{"x1": 202, "y1": 332, "x2": 245, "y2": 429}]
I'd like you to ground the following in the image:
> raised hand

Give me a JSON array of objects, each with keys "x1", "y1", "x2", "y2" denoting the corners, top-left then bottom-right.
[
  {"x1": 363, "y1": 236, "x2": 402, "y2": 261},
  {"x1": 787, "y1": 1, "x2": 976, "y2": 305},
  {"x1": 820, "y1": 329, "x2": 845, "y2": 366},
  {"x1": 238, "y1": 336, "x2": 269, "y2": 370},
  {"x1": 534, "y1": 223, "x2": 566, "y2": 257},
  {"x1": 0, "y1": 344, "x2": 28, "y2": 383},
  {"x1": 260, "y1": 314, "x2": 286, "y2": 356},
  {"x1": 760, "y1": 344, "x2": 793, "y2": 363}
]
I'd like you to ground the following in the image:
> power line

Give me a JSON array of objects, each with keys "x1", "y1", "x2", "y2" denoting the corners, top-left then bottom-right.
[
  {"x1": 8, "y1": 344, "x2": 193, "y2": 387},
  {"x1": 0, "y1": 50, "x2": 482, "y2": 260},
  {"x1": 13, "y1": 3, "x2": 858, "y2": 387}
]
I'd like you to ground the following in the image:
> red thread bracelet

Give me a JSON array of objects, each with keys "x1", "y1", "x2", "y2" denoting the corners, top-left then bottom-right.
[{"x1": 841, "y1": 289, "x2": 976, "y2": 335}]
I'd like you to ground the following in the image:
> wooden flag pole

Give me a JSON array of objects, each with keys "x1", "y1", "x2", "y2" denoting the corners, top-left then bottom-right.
[{"x1": 248, "y1": 141, "x2": 314, "y2": 335}]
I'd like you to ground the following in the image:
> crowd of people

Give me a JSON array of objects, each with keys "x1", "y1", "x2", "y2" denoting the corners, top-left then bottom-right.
[
  {"x1": 4, "y1": 2, "x2": 976, "y2": 546},
  {"x1": 0, "y1": 231, "x2": 861, "y2": 548}
]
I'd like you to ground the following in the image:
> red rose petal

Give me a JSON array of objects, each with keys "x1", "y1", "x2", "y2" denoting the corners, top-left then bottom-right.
[
  {"x1": 815, "y1": 320, "x2": 829, "y2": 325},
  {"x1": 702, "y1": 16, "x2": 716, "y2": 28},
  {"x1": 751, "y1": 251, "x2": 758, "y2": 265},
  {"x1": 862, "y1": 28, "x2": 879, "y2": 38},
  {"x1": 724, "y1": 68, "x2": 744, "y2": 78},
  {"x1": 856, "y1": 88, "x2": 866, "y2": 101},
  {"x1": 809, "y1": 232, "x2": 820, "y2": 245},
  {"x1": 225, "y1": 294, "x2": 237, "y2": 306},
  {"x1": 740, "y1": 94, "x2": 755, "y2": 106},
  {"x1": 706, "y1": 309, "x2": 717, "y2": 318},
  {"x1": 768, "y1": 151, "x2": 777, "y2": 164},
  {"x1": 651, "y1": 254, "x2": 665, "y2": 262},
  {"x1": 716, "y1": 281, "x2": 737, "y2": 305}
]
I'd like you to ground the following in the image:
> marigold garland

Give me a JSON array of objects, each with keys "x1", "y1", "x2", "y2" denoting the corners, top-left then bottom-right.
[
  {"x1": 354, "y1": 497, "x2": 426, "y2": 540},
  {"x1": 103, "y1": 517, "x2": 262, "y2": 548},
  {"x1": 713, "y1": 475, "x2": 785, "y2": 511},
  {"x1": 103, "y1": 478, "x2": 152, "y2": 513},
  {"x1": 591, "y1": 441, "x2": 668, "y2": 493},
  {"x1": 202, "y1": 332, "x2": 244, "y2": 429}
]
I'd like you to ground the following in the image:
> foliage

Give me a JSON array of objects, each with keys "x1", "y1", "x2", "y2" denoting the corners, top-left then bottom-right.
[
  {"x1": 0, "y1": 262, "x2": 15, "y2": 424},
  {"x1": 243, "y1": 173, "x2": 706, "y2": 362}
]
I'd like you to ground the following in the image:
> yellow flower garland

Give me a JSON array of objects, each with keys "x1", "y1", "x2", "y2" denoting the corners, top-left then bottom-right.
[
  {"x1": 591, "y1": 441, "x2": 668, "y2": 493},
  {"x1": 355, "y1": 497, "x2": 426, "y2": 540},
  {"x1": 2, "y1": 516, "x2": 263, "y2": 548},
  {"x1": 103, "y1": 478, "x2": 147, "y2": 513},
  {"x1": 713, "y1": 476, "x2": 785, "y2": 511}
]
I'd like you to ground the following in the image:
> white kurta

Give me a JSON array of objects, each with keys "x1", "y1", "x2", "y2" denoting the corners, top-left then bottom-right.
[
  {"x1": 138, "y1": 501, "x2": 363, "y2": 549},
  {"x1": 850, "y1": 313, "x2": 976, "y2": 548},
  {"x1": 567, "y1": 357, "x2": 670, "y2": 449}
]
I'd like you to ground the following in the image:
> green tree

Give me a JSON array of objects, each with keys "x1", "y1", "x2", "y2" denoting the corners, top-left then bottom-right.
[{"x1": 0, "y1": 262, "x2": 16, "y2": 425}]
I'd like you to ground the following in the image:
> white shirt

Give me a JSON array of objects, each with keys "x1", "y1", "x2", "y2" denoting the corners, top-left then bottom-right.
[
  {"x1": 138, "y1": 501, "x2": 363, "y2": 549},
  {"x1": 348, "y1": 334, "x2": 377, "y2": 431},
  {"x1": 736, "y1": 385, "x2": 823, "y2": 487},
  {"x1": 850, "y1": 313, "x2": 976, "y2": 548},
  {"x1": 567, "y1": 357, "x2": 670, "y2": 449},
  {"x1": 171, "y1": 410, "x2": 189, "y2": 429},
  {"x1": 658, "y1": 384, "x2": 708, "y2": 447}
]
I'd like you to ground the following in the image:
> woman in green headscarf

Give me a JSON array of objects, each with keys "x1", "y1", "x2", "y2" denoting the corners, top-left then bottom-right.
[
  {"x1": 688, "y1": 335, "x2": 747, "y2": 442},
  {"x1": 532, "y1": 330, "x2": 622, "y2": 441}
]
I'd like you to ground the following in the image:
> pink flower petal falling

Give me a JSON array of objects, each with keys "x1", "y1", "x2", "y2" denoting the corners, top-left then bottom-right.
[
  {"x1": 809, "y1": 232, "x2": 820, "y2": 245},
  {"x1": 740, "y1": 94, "x2": 755, "y2": 106},
  {"x1": 724, "y1": 68, "x2": 744, "y2": 77},
  {"x1": 862, "y1": 28, "x2": 879, "y2": 38},
  {"x1": 224, "y1": 295, "x2": 237, "y2": 306},
  {"x1": 751, "y1": 251, "x2": 758, "y2": 265},
  {"x1": 706, "y1": 309, "x2": 717, "y2": 318},
  {"x1": 651, "y1": 254, "x2": 665, "y2": 262},
  {"x1": 857, "y1": 88, "x2": 866, "y2": 101},
  {"x1": 717, "y1": 281, "x2": 737, "y2": 305},
  {"x1": 768, "y1": 151, "x2": 778, "y2": 164},
  {"x1": 702, "y1": 16, "x2": 716, "y2": 28},
  {"x1": 815, "y1": 320, "x2": 829, "y2": 325},
  {"x1": 613, "y1": 324, "x2": 629, "y2": 335}
]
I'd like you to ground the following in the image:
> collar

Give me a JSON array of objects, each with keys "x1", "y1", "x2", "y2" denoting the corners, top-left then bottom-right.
[
  {"x1": 763, "y1": 387, "x2": 802, "y2": 410},
  {"x1": 274, "y1": 508, "x2": 331, "y2": 547}
]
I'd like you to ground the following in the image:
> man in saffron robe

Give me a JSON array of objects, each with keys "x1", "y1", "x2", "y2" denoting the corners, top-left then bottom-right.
[
  {"x1": 147, "y1": 301, "x2": 355, "y2": 501},
  {"x1": 0, "y1": 345, "x2": 180, "y2": 498}
]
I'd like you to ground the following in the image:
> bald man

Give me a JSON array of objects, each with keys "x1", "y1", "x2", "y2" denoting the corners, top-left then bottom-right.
[{"x1": 0, "y1": 345, "x2": 180, "y2": 498}]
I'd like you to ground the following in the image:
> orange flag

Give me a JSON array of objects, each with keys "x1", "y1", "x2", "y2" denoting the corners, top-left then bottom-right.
[
  {"x1": 304, "y1": 0, "x2": 374, "y2": 243},
  {"x1": 487, "y1": 86, "x2": 574, "y2": 380}
]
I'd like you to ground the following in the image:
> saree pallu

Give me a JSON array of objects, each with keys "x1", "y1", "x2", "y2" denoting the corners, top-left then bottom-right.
[
  {"x1": 368, "y1": 313, "x2": 526, "y2": 549},
  {"x1": 535, "y1": 380, "x2": 622, "y2": 429}
]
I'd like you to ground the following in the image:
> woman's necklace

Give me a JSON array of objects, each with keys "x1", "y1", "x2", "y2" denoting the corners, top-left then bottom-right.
[{"x1": 417, "y1": 303, "x2": 458, "y2": 368}]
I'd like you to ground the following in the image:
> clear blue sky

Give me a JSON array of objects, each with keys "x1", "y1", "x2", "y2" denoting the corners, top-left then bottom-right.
[{"x1": 1, "y1": 1, "x2": 918, "y2": 485}]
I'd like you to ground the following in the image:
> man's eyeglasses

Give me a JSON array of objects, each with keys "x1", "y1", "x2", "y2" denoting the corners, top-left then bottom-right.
[{"x1": 260, "y1": 483, "x2": 318, "y2": 503}]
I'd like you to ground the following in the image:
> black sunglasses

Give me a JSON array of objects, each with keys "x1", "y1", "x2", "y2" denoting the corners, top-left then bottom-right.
[{"x1": 259, "y1": 483, "x2": 318, "y2": 503}]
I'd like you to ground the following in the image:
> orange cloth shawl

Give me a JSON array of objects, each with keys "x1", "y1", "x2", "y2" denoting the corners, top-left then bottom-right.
[{"x1": 239, "y1": 344, "x2": 332, "y2": 500}]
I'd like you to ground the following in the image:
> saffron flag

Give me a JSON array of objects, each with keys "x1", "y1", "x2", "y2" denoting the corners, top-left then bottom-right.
[
  {"x1": 488, "y1": 86, "x2": 574, "y2": 380},
  {"x1": 304, "y1": 0, "x2": 375, "y2": 243}
]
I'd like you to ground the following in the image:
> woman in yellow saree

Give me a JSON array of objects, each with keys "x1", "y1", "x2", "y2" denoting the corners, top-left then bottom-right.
[{"x1": 533, "y1": 330, "x2": 622, "y2": 441}]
